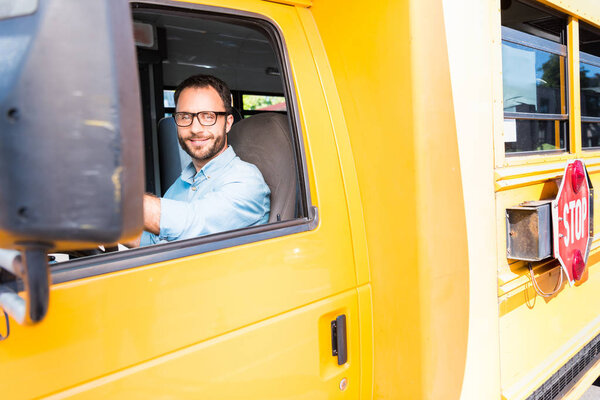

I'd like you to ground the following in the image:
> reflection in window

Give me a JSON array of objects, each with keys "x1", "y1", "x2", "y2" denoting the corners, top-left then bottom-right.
[
  {"x1": 582, "y1": 122, "x2": 600, "y2": 148},
  {"x1": 581, "y1": 63, "x2": 600, "y2": 117},
  {"x1": 503, "y1": 42, "x2": 565, "y2": 114}
]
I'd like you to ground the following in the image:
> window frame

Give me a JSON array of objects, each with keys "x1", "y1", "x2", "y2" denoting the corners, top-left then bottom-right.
[
  {"x1": 579, "y1": 20, "x2": 600, "y2": 150},
  {"x1": 580, "y1": 52, "x2": 600, "y2": 125},
  {"x1": 501, "y1": 26, "x2": 570, "y2": 155},
  {"x1": 50, "y1": 0, "x2": 318, "y2": 283}
]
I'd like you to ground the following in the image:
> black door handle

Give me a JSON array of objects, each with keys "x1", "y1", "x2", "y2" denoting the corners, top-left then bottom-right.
[{"x1": 331, "y1": 314, "x2": 347, "y2": 365}]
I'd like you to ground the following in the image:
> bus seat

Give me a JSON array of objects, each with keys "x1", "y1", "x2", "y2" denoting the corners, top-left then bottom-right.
[
  {"x1": 228, "y1": 113, "x2": 296, "y2": 223},
  {"x1": 157, "y1": 117, "x2": 192, "y2": 196}
]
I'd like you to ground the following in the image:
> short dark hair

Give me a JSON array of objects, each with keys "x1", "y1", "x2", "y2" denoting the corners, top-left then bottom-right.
[{"x1": 174, "y1": 74, "x2": 233, "y2": 114}]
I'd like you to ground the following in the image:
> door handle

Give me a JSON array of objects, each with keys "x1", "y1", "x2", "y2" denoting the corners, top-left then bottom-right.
[{"x1": 331, "y1": 314, "x2": 347, "y2": 365}]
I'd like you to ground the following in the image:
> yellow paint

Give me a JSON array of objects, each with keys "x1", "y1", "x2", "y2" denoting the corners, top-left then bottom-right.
[
  {"x1": 42, "y1": 290, "x2": 360, "y2": 399},
  {"x1": 4, "y1": 0, "x2": 600, "y2": 399},
  {"x1": 569, "y1": 17, "x2": 582, "y2": 156},
  {"x1": 2, "y1": 2, "x2": 362, "y2": 399},
  {"x1": 263, "y1": 0, "x2": 310, "y2": 6},
  {"x1": 83, "y1": 120, "x2": 115, "y2": 131},
  {"x1": 309, "y1": 1, "x2": 469, "y2": 399},
  {"x1": 540, "y1": 0, "x2": 600, "y2": 27}
]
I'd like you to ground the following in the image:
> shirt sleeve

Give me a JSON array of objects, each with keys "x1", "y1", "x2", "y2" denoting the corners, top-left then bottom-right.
[
  {"x1": 158, "y1": 173, "x2": 270, "y2": 241},
  {"x1": 139, "y1": 230, "x2": 159, "y2": 247}
]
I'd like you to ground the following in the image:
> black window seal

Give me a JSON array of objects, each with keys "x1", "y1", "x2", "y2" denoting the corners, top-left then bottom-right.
[{"x1": 47, "y1": 1, "x2": 317, "y2": 284}]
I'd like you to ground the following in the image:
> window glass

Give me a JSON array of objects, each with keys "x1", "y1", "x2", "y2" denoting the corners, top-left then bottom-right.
[
  {"x1": 580, "y1": 22, "x2": 600, "y2": 148},
  {"x1": 581, "y1": 63, "x2": 600, "y2": 118},
  {"x1": 582, "y1": 122, "x2": 600, "y2": 148},
  {"x1": 164, "y1": 89, "x2": 175, "y2": 108},
  {"x1": 502, "y1": 41, "x2": 565, "y2": 114},
  {"x1": 242, "y1": 94, "x2": 286, "y2": 111},
  {"x1": 501, "y1": 0, "x2": 568, "y2": 154},
  {"x1": 504, "y1": 119, "x2": 566, "y2": 152}
]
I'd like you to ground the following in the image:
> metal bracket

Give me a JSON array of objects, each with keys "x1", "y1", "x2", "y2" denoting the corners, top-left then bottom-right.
[{"x1": 0, "y1": 245, "x2": 50, "y2": 325}]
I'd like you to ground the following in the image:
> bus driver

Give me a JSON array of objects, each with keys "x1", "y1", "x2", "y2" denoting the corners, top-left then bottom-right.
[{"x1": 130, "y1": 74, "x2": 270, "y2": 247}]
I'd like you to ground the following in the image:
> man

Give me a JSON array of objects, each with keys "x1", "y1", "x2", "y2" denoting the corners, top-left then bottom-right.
[{"x1": 133, "y1": 75, "x2": 270, "y2": 247}]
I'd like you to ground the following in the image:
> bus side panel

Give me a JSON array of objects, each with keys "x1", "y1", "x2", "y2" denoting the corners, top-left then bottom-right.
[
  {"x1": 0, "y1": 2, "x2": 363, "y2": 399},
  {"x1": 310, "y1": 0, "x2": 470, "y2": 398},
  {"x1": 441, "y1": 0, "x2": 502, "y2": 398},
  {"x1": 38, "y1": 290, "x2": 360, "y2": 400}
]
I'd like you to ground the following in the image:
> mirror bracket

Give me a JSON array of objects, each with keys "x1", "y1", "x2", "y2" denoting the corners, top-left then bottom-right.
[{"x1": 0, "y1": 245, "x2": 50, "y2": 325}]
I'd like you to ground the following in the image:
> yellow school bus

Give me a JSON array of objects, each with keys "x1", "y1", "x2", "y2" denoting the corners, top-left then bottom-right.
[{"x1": 1, "y1": 0, "x2": 600, "y2": 399}]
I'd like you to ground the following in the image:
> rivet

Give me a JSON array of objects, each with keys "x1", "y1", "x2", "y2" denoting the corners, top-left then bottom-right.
[{"x1": 339, "y1": 377, "x2": 348, "y2": 391}]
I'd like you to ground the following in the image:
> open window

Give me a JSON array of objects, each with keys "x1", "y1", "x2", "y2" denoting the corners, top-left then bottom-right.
[
  {"x1": 500, "y1": 0, "x2": 568, "y2": 154},
  {"x1": 49, "y1": 2, "x2": 313, "y2": 269}
]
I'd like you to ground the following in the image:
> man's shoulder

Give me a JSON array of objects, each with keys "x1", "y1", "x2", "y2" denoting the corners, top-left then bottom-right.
[
  {"x1": 228, "y1": 156, "x2": 263, "y2": 176},
  {"x1": 219, "y1": 156, "x2": 269, "y2": 193}
]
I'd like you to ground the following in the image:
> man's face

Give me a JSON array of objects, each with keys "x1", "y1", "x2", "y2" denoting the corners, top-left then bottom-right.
[{"x1": 176, "y1": 86, "x2": 234, "y2": 171}]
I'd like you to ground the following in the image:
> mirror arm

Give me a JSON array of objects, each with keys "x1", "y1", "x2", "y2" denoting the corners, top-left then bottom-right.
[{"x1": 0, "y1": 245, "x2": 50, "y2": 325}]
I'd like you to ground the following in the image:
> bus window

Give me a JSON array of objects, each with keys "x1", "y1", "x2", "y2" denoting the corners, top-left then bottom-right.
[
  {"x1": 580, "y1": 22, "x2": 600, "y2": 149},
  {"x1": 241, "y1": 93, "x2": 286, "y2": 118},
  {"x1": 500, "y1": 0, "x2": 568, "y2": 154},
  {"x1": 49, "y1": 3, "x2": 311, "y2": 266},
  {"x1": 163, "y1": 89, "x2": 175, "y2": 117}
]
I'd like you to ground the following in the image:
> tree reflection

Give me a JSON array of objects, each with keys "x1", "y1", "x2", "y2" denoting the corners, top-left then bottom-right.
[{"x1": 540, "y1": 55, "x2": 560, "y2": 88}]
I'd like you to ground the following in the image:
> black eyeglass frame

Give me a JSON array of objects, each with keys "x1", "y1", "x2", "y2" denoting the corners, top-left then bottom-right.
[{"x1": 173, "y1": 111, "x2": 229, "y2": 127}]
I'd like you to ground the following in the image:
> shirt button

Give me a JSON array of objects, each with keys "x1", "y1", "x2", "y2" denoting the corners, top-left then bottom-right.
[{"x1": 191, "y1": 186, "x2": 197, "y2": 191}]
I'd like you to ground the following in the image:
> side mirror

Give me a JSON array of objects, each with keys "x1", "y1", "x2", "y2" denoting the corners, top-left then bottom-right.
[{"x1": 0, "y1": 0, "x2": 144, "y2": 324}]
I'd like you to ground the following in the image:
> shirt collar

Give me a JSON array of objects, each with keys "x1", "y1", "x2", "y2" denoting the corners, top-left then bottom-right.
[{"x1": 181, "y1": 145, "x2": 236, "y2": 184}]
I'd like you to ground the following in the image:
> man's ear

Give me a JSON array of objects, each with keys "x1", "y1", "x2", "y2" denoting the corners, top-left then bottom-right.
[{"x1": 225, "y1": 114, "x2": 234, "y2": 133}]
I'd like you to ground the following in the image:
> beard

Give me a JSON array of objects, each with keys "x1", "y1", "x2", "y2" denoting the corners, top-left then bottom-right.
[{"x1": 178, "y1": 125, "x2": 227, "y2": 166}]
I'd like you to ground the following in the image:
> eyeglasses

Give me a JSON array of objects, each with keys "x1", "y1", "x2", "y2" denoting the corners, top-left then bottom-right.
[{"x1": 173, "y1": 111, "x2": 228, "y2": 127}]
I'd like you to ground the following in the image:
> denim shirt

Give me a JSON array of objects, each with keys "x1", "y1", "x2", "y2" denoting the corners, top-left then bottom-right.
[{"x1": 140, "y1": 146, "x2": 270, "y2": 246}]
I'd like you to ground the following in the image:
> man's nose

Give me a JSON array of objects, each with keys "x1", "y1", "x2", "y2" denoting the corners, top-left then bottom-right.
[{"x1": 190, "y1": 115, "x2": 205, "y2": 133}]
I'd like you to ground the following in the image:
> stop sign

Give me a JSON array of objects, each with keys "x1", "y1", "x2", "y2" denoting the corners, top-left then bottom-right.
[{"x1": 552, "y1": 159, "x2": 593, "y2": 285}]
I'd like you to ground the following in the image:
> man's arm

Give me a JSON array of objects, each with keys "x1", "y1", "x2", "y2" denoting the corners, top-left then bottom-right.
[
  {"x1": 158, "y1": 174, "x2": 270, "y2": 241},
  {"x1": 142, "y1": 193, "x2": 161, "y2": 235},
  {"x1": 122, "y1": 193, "x2": 161, "y2": 248}
]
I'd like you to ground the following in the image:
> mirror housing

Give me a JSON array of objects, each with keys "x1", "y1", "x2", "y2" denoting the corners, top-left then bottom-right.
[{"x1": 0, "y1": 0, "x2": 144, "y2": 324}]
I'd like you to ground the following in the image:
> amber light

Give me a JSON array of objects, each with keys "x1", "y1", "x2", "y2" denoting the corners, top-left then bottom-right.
[
  {"x1": 572, "y1": 249, "x2": 585, "y2": 281},
  {"x1": 571, "y1": 160, "x2": 585, "y2": 194}
]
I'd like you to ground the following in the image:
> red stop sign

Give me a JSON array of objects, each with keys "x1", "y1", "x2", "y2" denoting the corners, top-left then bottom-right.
[{"x1": 552, "y1": 160, "x2": 593, "y2": 285}]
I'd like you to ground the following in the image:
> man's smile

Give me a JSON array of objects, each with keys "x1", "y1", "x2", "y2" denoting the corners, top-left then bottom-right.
[{"x1": 188, "y1": 136, "x2": 211, "y2": 144}]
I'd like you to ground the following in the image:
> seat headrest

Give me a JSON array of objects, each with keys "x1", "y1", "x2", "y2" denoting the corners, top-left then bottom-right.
[{"x1": 228, "y1": 113, "x2": 296, "y2": 222}]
